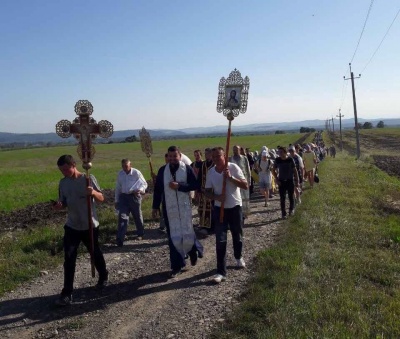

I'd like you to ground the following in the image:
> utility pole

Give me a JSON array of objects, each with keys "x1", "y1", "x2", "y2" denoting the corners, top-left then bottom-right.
[
  {"x1": 344, "y1": 63, "x2": 361, "y2": 159},
  {"x1": 328, "y1": 118, "x2": 331, "y2": 131},
  {"x1": 336, "y1": 109, "x2": 344, "y2": 151},
  {"x1": 331, "y1": 116, "x2": 335, "y2": 134}
]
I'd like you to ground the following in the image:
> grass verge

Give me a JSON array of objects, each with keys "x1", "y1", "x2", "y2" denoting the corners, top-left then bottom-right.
[{"x1": 213, "y1": 152, "x2": 400, "y2": 338}]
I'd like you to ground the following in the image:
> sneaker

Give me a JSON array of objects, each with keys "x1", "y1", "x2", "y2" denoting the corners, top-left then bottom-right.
[
  {"x1": 213, "y1": 274, "x2": 226, "y2": 284},
  {"x1": 264, "y1": 202, "x2": 269, "y2": 207},
  {"x1": 55, "y1": 294, "x2": 72, "y2": 306},
  {"x1": 169, "y1": 269, "x2": 182, "y2": 278},
  {"x1": 236, "y1": 258, "x2": 246, "y2": 268},
  {"x1": 289, "y1": 209, "x2": 295, "y2": 216},
  {"x1": 116, "y1": 240, "x2": 123, "y2": 247},
  {"x1": 133, "y1": 235, "x2": 143, "y2": 241},
  {"x1": 282, "y1": 215, "x2": 288, "y2": 220}
]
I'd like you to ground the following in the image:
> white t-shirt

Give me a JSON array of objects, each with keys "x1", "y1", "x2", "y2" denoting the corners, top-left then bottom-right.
[{"x1": 205, "y1": 163, "x2": 245, "y2": 208}]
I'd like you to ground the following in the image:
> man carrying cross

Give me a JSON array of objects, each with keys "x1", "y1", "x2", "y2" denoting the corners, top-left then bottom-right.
[
  {"x1": 54, "y1": 100, "x2": 113, "y2": 306},
  {"x1": 53, "y1": 155, "x2": 109, "y2": 306}
]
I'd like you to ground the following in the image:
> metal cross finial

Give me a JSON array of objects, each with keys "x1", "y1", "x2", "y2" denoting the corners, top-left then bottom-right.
[{"x1": 56, "y1": 100, "x2": 113, "y2": 169}]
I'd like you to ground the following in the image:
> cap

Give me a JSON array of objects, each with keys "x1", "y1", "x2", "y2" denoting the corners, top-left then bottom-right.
[
  {"x1": 288, "y1": 145, "x2": 295, "y2": 151},
  {"x1": 261, "y1": 151, "x2": 268, "y2": 157}
]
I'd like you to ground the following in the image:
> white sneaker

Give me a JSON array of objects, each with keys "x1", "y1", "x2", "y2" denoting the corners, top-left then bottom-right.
[
  {"x1": 236, "y1": 258, "x2": 246, "y2": 268},
  {"x1": 213, "y1": 274, "x2": 226, "y2": 283}
]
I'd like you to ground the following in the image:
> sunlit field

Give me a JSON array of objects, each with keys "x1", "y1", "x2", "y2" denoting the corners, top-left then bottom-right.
[{"x1": 0, "y1": 133, "x2": 306, "y2": 212}]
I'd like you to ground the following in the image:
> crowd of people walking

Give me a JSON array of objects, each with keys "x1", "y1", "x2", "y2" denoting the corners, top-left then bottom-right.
[{"x1": 52, "y1": 131, "x2": 331, "y2": 306}]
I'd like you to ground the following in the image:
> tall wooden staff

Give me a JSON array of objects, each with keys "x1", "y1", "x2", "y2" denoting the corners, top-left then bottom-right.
[
  {"x1": 56, "y1": 100, "x2": 113, "y2": 277},
  {"x1": 216, "y1": 69, "x2": 250, "y2": 222},
  {"x1": 139, "y1": 127, "x2": 155, "y2": 186}
]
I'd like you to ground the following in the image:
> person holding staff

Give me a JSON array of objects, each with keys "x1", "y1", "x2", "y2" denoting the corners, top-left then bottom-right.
[
  {"x1": 205, "y1": 147, "x2": 248, "y2": 284},
  {"x1": 53, "y1": 154, "x2": 108, "y2": 306}
]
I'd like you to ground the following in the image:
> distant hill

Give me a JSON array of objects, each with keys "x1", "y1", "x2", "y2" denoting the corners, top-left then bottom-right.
[{"x1": 0, "y1": 118, "x2": 399, "y2": 146}]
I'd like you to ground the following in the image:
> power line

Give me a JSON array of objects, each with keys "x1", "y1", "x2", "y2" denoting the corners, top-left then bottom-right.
[
  {"x1": 350, "y1": 0, "x2": 375, "y2": 64},
  {"x1": 361, "y1": 7, "x2": 400, "y2": 74}
]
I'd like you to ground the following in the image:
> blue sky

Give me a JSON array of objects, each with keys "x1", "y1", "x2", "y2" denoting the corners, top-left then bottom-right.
[{"x1": 0, "y1": 0, "x2": 399, "y2": 133}]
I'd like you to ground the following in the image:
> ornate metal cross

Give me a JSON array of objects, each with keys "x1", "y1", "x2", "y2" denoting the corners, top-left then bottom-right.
[{"x1": 56, "y1": 100, "x2": 113, "y2": 169}]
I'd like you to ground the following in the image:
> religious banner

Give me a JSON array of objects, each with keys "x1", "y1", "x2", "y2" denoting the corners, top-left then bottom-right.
[
  {"x1": 217, "y1": 68, "x2": 250, "y2": 119},
  {"x1": 216, "y1": 69, "x2": 250, "y2": 222}
]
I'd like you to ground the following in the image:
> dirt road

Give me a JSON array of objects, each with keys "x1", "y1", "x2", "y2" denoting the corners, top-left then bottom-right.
[{"x1": 0, "y1": 190, "x2": 284, "y2": 339}]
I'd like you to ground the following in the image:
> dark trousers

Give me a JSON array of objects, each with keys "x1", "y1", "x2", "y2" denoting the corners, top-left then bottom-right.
[
  {"x1": 213, "y1": 205, "x2": 243, "y2": 276},
  {"x1": 278, "y1": 179, "x2": 295, "y2": 216},
  {"x1": 62, "y1": 226, "x2": 108, "y2": 296},
  {"x1": 167, "y1": 236, "x2": 197, "y2": 271}
]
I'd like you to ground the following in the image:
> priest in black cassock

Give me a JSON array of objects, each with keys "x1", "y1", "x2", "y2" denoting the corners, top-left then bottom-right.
[{"x1": 152, "y1": 146, "x2": 203, "y2": 278}]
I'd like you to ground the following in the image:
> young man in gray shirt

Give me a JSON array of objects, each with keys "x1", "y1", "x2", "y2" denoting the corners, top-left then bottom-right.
[{"x1": 53, "y1": 155, "x2": 108, "y2": 306}]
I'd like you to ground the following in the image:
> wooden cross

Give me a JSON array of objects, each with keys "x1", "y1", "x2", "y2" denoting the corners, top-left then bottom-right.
[{"x1": 56, "y1": 100, "x2": 113, "y2": 169}]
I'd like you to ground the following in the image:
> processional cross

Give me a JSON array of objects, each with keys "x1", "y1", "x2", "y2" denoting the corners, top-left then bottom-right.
[
  {"x1": 56, "y1": 100, "x2": 113, "y2": 277},
  {"x1": 56, "y1": 100, "x2": 113, "y2": 169},
  {"x1": 216, "y1": 69, "x2": 250, "y2": 222},
  {"x1": 139, "y1": 127, "x2": 155, "y2": 185}
]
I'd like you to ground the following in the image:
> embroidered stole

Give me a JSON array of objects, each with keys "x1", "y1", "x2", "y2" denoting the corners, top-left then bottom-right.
[{"x1": 164, "y1": 162, "x2": 196, "y2": 258}]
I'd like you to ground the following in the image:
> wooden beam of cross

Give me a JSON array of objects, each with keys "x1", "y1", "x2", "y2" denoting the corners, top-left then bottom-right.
[{"x1": 56, "y1": 100, "x2": 113, "y2": 169}]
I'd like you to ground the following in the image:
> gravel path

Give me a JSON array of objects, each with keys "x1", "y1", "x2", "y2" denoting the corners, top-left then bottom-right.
[{"x1": 0, "y1": 189, "x2": 285, "y2": 339}]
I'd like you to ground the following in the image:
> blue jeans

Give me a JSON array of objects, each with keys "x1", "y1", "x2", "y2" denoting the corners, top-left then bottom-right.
[
  {"x1": 213, "y1": 205, "x2": 243, "y2": 276},
  {"x1": 116, "y1": 193, "x2": 144, "y2": 243}
]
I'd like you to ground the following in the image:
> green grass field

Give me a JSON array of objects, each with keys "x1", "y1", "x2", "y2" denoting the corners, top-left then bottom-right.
[
  {"x1": 212, "y1": 132, "x2": 400, "y2": 338},
  {"x1": 0, "y1": 133, "x2": 305, "y2": 212}
]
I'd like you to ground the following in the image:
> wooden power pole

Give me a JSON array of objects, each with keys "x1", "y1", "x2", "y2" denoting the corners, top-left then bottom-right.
[
  {"x1": 336, "y1": 109, "x2": 344, "y2": 151},
  {"x1": 344, "y1": 63, "x2": 361, "y2": 159}
]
